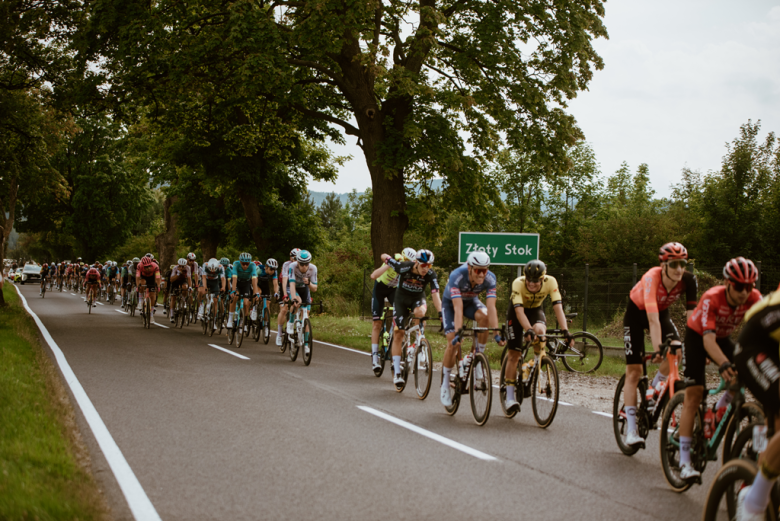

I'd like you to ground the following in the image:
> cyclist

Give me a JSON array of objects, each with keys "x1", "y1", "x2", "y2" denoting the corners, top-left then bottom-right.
[
  {"x1": 503, "y1": 259, "x2": 572, "y2": 413},
  {"x1": 732, "y1": 285, "x2": 780, "y2": 520},
  {"x1": 84, "y1": 265, "x2": 101, "y2": 306},
  {"x1": 369, "y1": 247, "x2": 417, "y2": 374},
  {"x1": 252, "y1": 258, "x2": 279, "y2": 323},
  {"x1": 39, "y1": 263, "x2": 49, "y2": 294},
  {"x1": 105, "y1": 261, "x2": 119, "y2": 301},
  {"x1": 220, "y1": 258, "x2": 233, "y2": 291},
  {"x1": 622, "y1": 242, "x2": 697, "y2": 449},
  {"x1": 285, "y1": 250, "x2": 318, "y2": 349},
  {"x1": 168, "y1": 259, "x2": 193, "y2": 323},
  {"x1": 440, "y1": 251, "x2": 505, "y2": 407},
  {"x1": 380, "y1": 249, "x2": 442, "y2": 391},
  {"x1": 185, "y1": 253, "x2": 201, "y2": 315},
  {"x1": 677, "y1": 257, "x2": 762, "y2": 481},
  {"x1": 229, "y1": 252, "x2": 259, "y2": 333},
  {"x1": 47, "y1": 262, "x2": 57, "y2": 291},
  {"x1": 136, "y1": 256, "x2": 161, "y2": 324},
  {"x1": 277, "y1": 248, "x2": 300, "y2": 346},
  {"x1": 200, "y1": 258, "x2": 226, "y2": 328}
]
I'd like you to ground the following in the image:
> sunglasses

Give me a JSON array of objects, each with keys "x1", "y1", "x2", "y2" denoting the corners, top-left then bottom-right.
[
  {"x1": 473, "y1": 268, "x2": 488, "y2": 275},
  {"x1": 419, "y1": 263, "x2": 432, "y2": 268},
  {"x1": 731, "y1": 281, "x2": 754, "y2": 293},
  {"x1": 299, "y1": 262, "x2": 310, "y2": 268},
  {"x1": 240, "y1": 262, "x2": 250, "y2": 267},
  {"x1": 668, "y1": 260, "x2": 688, "y2": 269}
]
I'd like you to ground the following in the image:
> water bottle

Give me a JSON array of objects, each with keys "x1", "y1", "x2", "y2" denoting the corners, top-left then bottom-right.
[{"x1": 704, "y1": 409, "x2": 715, "y2": 439}]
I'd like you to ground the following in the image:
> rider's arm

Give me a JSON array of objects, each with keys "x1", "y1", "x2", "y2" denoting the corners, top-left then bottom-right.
[
  {"x1": 702, "y1": 332, "x2": 729, "y2": 366},
  {"x1": 553, "y1": 302, "x2": 568, "y2": 331},
  {"x1": 647, "y1": 312, "x2": 663, "y2": 352},
  {"x1": 272, "y1": 278, "x2": 278, "y2": 295},
  {"x1": 220, "y1": 274, "x2": 226, "y2": 292},
  {"x1": 289, "y1": 281, "x2": 298, "y2": 301},
  {"x1": 486, "y1": 297, "x2": 499, "y2": 329},
  {"x1": 252, "y1": 276, "x2": 259, "y2": 295},
  {"x1": 452, "y1": 298, "x2": 464, "y2": 332},
  {"x1": 431, "y1": 291, "x2": 442, "y2": 313},
  {"x1": 371, "y1": 264, "x2": 390, "y2": 280},
  {"x1": 231, "y1": 275, "x2": 237, "y2": 292}
]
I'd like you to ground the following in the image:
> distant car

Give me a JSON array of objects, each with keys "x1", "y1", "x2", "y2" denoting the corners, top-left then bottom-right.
[{"x1": 20, "y1": 263, "x2": 42, "y2": 284}]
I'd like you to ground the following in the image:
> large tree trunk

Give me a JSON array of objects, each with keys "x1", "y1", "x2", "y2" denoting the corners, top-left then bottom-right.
[
  {"x1": 364, "y1": 148, "x2": 407, "y2": 268},
  {"x1": 200, "y1": 232, "x2": 219, "y2": 261},
  {"x1": 0, "y1": 177, "x2": 19, "y2": 306},
  {"x1": 155, "y1": 195, "x2": 179, "y2": 270},
  {"x1": 237, "y1": 191, "x2": 268, "y2": 254}
]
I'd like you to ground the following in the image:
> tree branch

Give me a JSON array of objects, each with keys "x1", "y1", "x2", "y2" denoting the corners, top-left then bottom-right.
[
  {"x1": 287, "y1": 58, "x2": 347, "y2": 90},
  {"x1": 291, "y1": 104, "x2": 361, "y2": 137}
]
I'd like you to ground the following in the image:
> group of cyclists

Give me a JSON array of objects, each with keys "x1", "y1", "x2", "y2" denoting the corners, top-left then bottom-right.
[{"x1": 32, "y1": 237, "x2": 780, "y2": 520}]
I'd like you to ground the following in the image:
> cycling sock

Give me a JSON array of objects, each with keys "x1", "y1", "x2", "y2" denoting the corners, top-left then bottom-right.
[
  {"x1": 229, "y1": 312, "x2": 234, "y2": 320},
  {"x1": 371, "y1": 344, "x2": 378, "y2": 364},
  {"x1": 278, "y1": 323, "x2": 283, "y2": 334},
  {"x1": 715, "y1": 391, "x2": 733, "y2": 411},
  {"x1": 393, "y1": 356, "x2": 401, "y2": 375},
  {"x1": 745, "y1": 469, "x2": 775, "y2": 514},
  {"x1": 679, "y1": 436, "x2": 692, "y2": 465},
  {"x1": 625, "y1": 406, "x2": 637, "y2": 433},
  {"x1": 475, "y1": 342, "x2": 486, "y2": 354},
  {"x1": 651, "y1": 371, "x2": 666, "y2": 390},
  {"x1": 442, "y1": 366, "x2": 452, "y2": 387},
  {"x1": 506, "y1": 381, "x2": 516, "y2": 402}
]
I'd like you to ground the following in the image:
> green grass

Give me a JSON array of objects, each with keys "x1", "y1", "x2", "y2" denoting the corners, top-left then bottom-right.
[
  {"x1": 0, "y1": 285, "x2": 108, "y2": 521},
  {"x1": 311, "y1": 314, "x2": 649, "y2": 379}
]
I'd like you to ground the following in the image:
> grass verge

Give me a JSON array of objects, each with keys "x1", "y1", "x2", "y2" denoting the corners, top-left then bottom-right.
[{"x1": 0, "y1": 284, "x2": 110, "y2": 521}]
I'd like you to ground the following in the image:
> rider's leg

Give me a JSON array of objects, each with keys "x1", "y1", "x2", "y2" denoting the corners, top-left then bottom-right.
[
  {"x1": 531, "y1": 322, "x2": 546, "y2": 358},
  {"x1": 678, "y1": 385, "x2": 704, "y2": 467},
  {"x1": 474, "y1": 308, "x2": 489, "y2": 353},
  {"x1": 743, "y1": 416, "x2": 780, "y2": 515}
]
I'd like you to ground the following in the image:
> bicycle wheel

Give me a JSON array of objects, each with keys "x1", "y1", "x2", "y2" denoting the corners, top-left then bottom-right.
[
  {"x1": 216, "y1": 300, "x2": 224, "y2": 335},
  {"x1": 41, "y1": 285, "x2": 45, "y2": 298},
  {"x1": 441, "y1": 370, "x2": 460, "y2": 416},
  {"x1": 261, "y1": 308, "x2": 270, "y2": 344},
  {"x1": 499, "y1": 353, "x2": 522, "y2": 418},
  {"x1": 729, "y1": 421, "x2": 763, "y2": 463},
  {"x1": 469, "y1": 352, "x2": 492, "y2": 426},
  {"x1": 177, "y1": 299, "x2": 185, "y2": 329},
  {"x1": 374, "y1": 327, "x2": 390, "y2": 377},
  {"x1": 722, "y1": 401, "x2": 765, "y2": 464},
  {"x1": 208, "y1": 311, "x2": 216, "y2": 337},
  {"x1": 289, "y1": 330, "x2": 299, "y2": 362},
  {"x1": 702, "y1": 459, "x2": 768, "y2": 521},
  {"x1": 660, "y1": 390, "x2": 704, "y2": 492},
  {"x1": 561, "y1": 332, "x2": 603, "y2": 373},
  {"x1": 302, "y1": 318, "x2": 313, "y2": 366},
  {"x1": 612, "y1": 375, "x2": 650, "y2": 456},
  {"x1": 88, "y1": 295, "x2": 92, "y2": 313},
  {"x1": 413, "y1": 338, "x2": 433, "y2": 399},
  {"x1": 531, "y1": 356, "x2": 559, "y2": 428},
  {"x1": 227, "y1": 316, "x2": 235, "y2": 345},
  {"x1": 236, "y1": 315, "x2": 245, "y2": 348},
  {"x1": 131, "y1": 292, "x2": 136, "y2": 317},
  {"x1": 202, "y1": 307, "x2": 209, "y2": 334}
]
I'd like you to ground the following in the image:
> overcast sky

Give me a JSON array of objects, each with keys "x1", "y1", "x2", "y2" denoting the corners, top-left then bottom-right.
[{"x1": 310, "y1": 0, "x2": 780, "y2": 198}]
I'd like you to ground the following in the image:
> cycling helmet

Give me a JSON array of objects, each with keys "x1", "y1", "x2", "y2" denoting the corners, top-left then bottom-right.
[
  {"x1": 658, "y1": 242, "x2": 688, "y2": 262},
  {"x1": 296, "y1": 250, "x2": 312, "y2": 264},
  {"x1": 523, "y1": 260, "x2": 547, "y2": 282},
  {"x1": 266, "y1": 258, "x2": 278, "y2": 269},
  {"x1": 723, "y1": 257, "x2": 758, "y2": 284},
  {"x1": 253, "y1": 260, "x2": 261, "y2": 266},
  {"x1": 185, "y1": 252, "x2": 195, "y2": 261},
  {"x1": 290, "y1": 248, "x2": 300, "y2": 258},
  {"x1": 140, "y1": 257, "x2": 153, "y2": 268},
  {"x1": 415, "y1": 249, "x2": 434, "y2": 264},
  {"x1": 76, "y1": 257, "x2": 82, "y2": 262},
  {"x1": 237, "y1": 252, "x2": 251, "y2": 263},
  {"x1": 42, "y1": 263, "x2": 48, "y2": 268},
  {"x1": 402, "y1": 247, "x2": 417, "y2": 261},
  {"x1": 207, "y1": 259, "x2": 221, "y2": 272},
  {"x1": 178, "y1": 258, "x2": 187, "y2": 266},
  {"x1": 132, "y1": 257, "x2": 141, "y2": 263},
  {"x1": 219, "y1": 257, "x2": 230, "y2": 266},
  {"x1": 467, "y1": 251, "x2": 491, "y2": 268}
]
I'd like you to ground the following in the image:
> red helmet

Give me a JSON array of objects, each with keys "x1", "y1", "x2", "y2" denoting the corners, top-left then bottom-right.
[
  {"x1": 253, "y1": 260, "x2": 261, "y2": 266},
  {"x1": 140, "y1": 256, "x2": 153, "y2": 268},
  {"x1": 658, "y1": 242, "x2": 688, "y2": 262},
  {"x1": 723, "y1": 257, "x2": 758, "y2": 284}
]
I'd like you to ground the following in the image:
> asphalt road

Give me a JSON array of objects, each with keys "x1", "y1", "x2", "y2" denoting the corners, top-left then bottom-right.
[{"x1": 19, "y1": 284, "x2": 721, "y2": 520}]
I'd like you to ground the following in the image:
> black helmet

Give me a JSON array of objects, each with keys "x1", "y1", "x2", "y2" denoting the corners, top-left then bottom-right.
[{"x1": 523, "y1": 260, "x2": 547, "y2": 282}]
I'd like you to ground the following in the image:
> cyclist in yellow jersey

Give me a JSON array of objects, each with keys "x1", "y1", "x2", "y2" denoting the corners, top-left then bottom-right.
[
  {"x1": 369, "y1": 247, "x2": 417, "y2": 374},
  {"x1": 503, "y1": 259, "x2": 572, "y2": 413}
]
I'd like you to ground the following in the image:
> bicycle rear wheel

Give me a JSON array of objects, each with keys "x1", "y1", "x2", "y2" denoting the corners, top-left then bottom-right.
[
  {"x1": 702, "y1": 459, "x2": 767, "y2": 521},
  {"x1": 469, "y1": 352, "x2": 492, "y2": 426},
  {"x1": 302, "y1": 318, "x2": 313, "y2": 366},
  {"x1": 208, "y1": 311, "x2": 215, "y2": 337},
  {"x1": 729, "y1": 420, "x2": 763, "y2": 463},
  {"x1": 413, "y1": 338, "x2": 433, "y2": 399},
  {"x1": 441, "y1": 371, "x2": 460, "y2": 416},
  {"x1": 499, "y1": 354, "x2": 522, "y2": 418},
  {"x1": 660, "y1": 390, "x2": 703, "y2": 492},
  {"x1": 262, "y1": 308, "x2": 271, "y2": 344},
  {"x1": 531, "y1": 356, "x2": 559, "y2": 428},
  {"x1": 236, "y1": 315, "x2": 245, "y2": 348},
  {"x1": 612, "y1": 374, "x2": 647, "y2": 456},
  {"x1": 289, "y1": 331, "x2": 299, "y2": 361},
  {"x1": 722, "y1": 401, "x2": 765, "y2": 464},
  {"x1": 374, "y1": 327, "x2": 390, "y2": 377},
  {"x1": 561, "y1": 332, "x2": 603, "y2": 373}
]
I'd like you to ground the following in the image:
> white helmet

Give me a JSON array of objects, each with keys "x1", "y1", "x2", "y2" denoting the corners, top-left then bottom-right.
[
  {"x1": 402, "y1": 247, "x2": 417, "y2": 261},
  {"x1": 467, "y1": 251, "x2": 491, "y2": 268},
  {"x1": 178, "y1": 258, "x2": 187, "y2": 266},
  {"x1": 266, "y1": 258, "x2": 278, "y2": 269},
  {"x1": 207, "y1": 258, "x2": 220, "y2": 272}
]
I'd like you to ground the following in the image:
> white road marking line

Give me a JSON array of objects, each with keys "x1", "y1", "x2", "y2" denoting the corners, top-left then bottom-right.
[
  {"x1": 96, "y1": 302, "x2": 104, "y2": 306},
  {"x1": 358, "y1": 406, "x2": 497, "y2": 461},
  {"x1": 271, "y1": 331, "x2": 370, "y2": 356},
  {"x1": 153, "y1": 322, "x2": 169, "y2": 329},
  {"x1": 14, "y1": 285, "x2": 162, "y2": 521},
  {"x1": 207, "y1": 344, "x2": 250, "y2": 360},
  {"x1": 115, "y1": 310, "x2": 128, "y2": 314},
  {"x1": 71, "y1": 293, "x2": 77, "y2": 296},
  {"x1": 593, "y1": 411, "x2": 613, "y2": 418}
]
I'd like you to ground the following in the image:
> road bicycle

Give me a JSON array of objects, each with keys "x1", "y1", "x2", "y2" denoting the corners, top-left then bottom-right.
[
  {"x1": 393, "y1": 315, "x2": 434, "y2": 399},
  {"x1": 201, "y1": 290, "x2": 222, "y2": 337},
  {"x1": 371, "y1": 301, "x2": 395, "y2": 377},
  {"x1": 138, "y1": 283, "x2": 155, "y2": 329},
  {"x1": 125, "y1": 282, "x2": 138, "y2": 317},
  {"x1": 106, "y1": 279, "x2": 116, "y2": 305},
  {"x1": 85, "y1": 284, "x2": 97, "y2": 313},
  {"x1": 659, "y1": 376, "x2": 764, "y2": 492},
  {"x1": 544, "y1": 313, "x2": 604, "y2": 373},
  {"x1": 40, "y1": 278, "x2": 47, "y2": 298},
  {"x1": 251, "y1": 294, "x2": 272, "y2": 344},
  {"x1": 282, "y1": 299, "x2": 313, "y2": 365},
  {"x1": 443, "y1": 325, "x2": 503, "y2": 426},
  {"x1": 171, "y1": 288, "x2": 188, "y2": 329},
  {"x1": 499, "y1": 333, "x2": 559, "y2": 428},
  {"x1": 701, "y1": 411, "x2": 776, "y2": 520},
  {"x1": 227, "y1": 292, "x2": 249, "y2": 348}
]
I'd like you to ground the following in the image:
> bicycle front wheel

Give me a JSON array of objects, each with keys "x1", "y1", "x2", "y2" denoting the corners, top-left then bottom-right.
[
  {"x1": 531, "y1": 356, "x2": 559, "y2": 428},
  {"x1": 413, "y1": 338, "x2": 433, "y2": 399},
  {"x1": 469, "y1": 352, "x2": 492, "y2": 426},
  {"x1": 561, "y1": 332, "x2": 603, "y2": 373},
  {"x1": 236, "y1": 315, "x2": 245, "y2": 348},
  {"x1": 302, "y1": 318, "x2": 313, "y2": 366},
  {"x1": 660, "y1": 390, "x2": 703, "y2": 492},
  {"x1": 262, "y1": 307, "x2": 270, "y2": 344},
  {"x1": 722, "y1": 401, "x2": 764, "y2": 464},
  {"x1": 289, "y1": 331, "x2": 299, "y2": 361},
  {"x1": 441, "y1": 371, "x2": 460, "y2": 416},
  {"x1": 499, "y1": 353, "x2": 522, "y2": 419},
  {"x1": 208, "y1": 312, "x2": 215, "y2": 337},
  {"x1": 202, "y1": 310, "x2": 208, "y2": 334},
  {"x1": 612, "y1": 374, "x2": 646, "y2": 456},
  {"x1": 702, "y1": 459, "x2": 764, "y2": 521}
]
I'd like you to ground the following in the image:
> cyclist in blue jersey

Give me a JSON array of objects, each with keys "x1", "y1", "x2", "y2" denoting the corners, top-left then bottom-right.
[
  {"x1": 220, "y1": 258, "x2": 233, "y2": 290},
  {"x1": 440, "y1": 251, "x2": 505, "y2": 406},
  {"x1": 229, "y1": 252, "x2": 259, "y2": 333},
  {"x1": 251, "y1": 259, "x2": 279, "y2": 322}
]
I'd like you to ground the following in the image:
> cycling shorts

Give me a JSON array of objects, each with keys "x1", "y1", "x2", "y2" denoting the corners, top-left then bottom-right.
[
  {"x1": 205, "y1": 279, "x2": 221, "y2": 295},
  {"x1": 108, "y1": 273, "x2": 117, "y2": 281},
  {"x1": 442, "y1": 297, "x2": 487, "y2": 335},
  {"x1": 236, "y1": 279, "x2": 253, "y2": 299},
  {"x1": 623, "y1": 299, "x2": 680, "y2": 367},
  {"x1": 372, "y1": 281, "x2": 396, "y2": 321},
  {"x1": 682, "y1": 329, "x2": 735, "y2": 387},
  {"x1": 139, "y1": 275, "x2": 158, "y2": 290},
  {"x1": 505, "y1": 306, "x2": 547, "y2": 352},
  {"x1": 734, "y1": 339, "x2": 780, "y2": 418},
  {"x1": 293, "y1": 285, "x2": 311, "y2": 306},
  {"x1": 257, "y1": 279, "x2": 270, "y2": 296},
  {"x1": 393, "y1": 291, "x2": 426, "y2": 330}
]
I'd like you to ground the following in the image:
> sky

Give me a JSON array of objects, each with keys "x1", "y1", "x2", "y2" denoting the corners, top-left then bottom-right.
[{"x1": 309, "y1": 0, "x2": 780, "y2": 198}]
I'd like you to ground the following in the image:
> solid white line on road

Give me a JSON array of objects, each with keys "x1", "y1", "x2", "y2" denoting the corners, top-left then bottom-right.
[
  {"x1": 358, "y1": 406, "x2": 497, "y2": 461},
  {"x1": 592, "y1": 411, "x2": 612, "y2": 418},
  {"x1": 115, "y1": 310, "x2": 128, "y2": 314},
  {"x1": 96, "y1": 302, "x2": 104, "y2": 306},
  {"x1": 14, "y1": 285, "x2": 162, "y2": 521},
  {"x1": 153, "y1": 322, "x2": 169, "y2": 329},
  {"x1": 207, "y1": 344, "x2": 250, "y2": 360},
  {"x1": 71, "y1": 293, "x2": 77, "y2": 296},
  {"x1": 271, "y1": 331, "x2": 370, "y2": 356}
]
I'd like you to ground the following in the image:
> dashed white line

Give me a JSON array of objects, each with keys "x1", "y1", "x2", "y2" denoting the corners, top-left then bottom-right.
[
  {"x1": 115, "y1": 310, "x2": 128, "y2": 314},
  {"x1": 71, "y1": 293, "x2": 77, "y2": 296},
  {"x1": 271, "y1": 331, "x2": 370, "y2": 356},
  {"x1": 592, "y1": 411, "x2": 613, "y2": 418},
  {"x1": 207, "y1": 344, "x2": 250, "y2": 360},
  {"x1": 96, "y1": 302, "x2": 104, "y2": 306},
  {"x1": 153, "y1": 322, "x2": 169, "y2": 329},
  {"x1": 358, "y1": 406, "x2": 497, "y2": 461}
]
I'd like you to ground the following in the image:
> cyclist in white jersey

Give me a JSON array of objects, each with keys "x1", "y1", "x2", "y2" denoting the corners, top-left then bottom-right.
[{"x1": 277, "y1": 248, "x2": 300, "y2": 346}]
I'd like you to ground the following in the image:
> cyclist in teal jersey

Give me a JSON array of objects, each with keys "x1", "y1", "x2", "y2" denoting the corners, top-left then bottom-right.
[
  {"x1": 228, "y1": 253, "x2": 259, "y2": 333},
  {"x1": 220, "y1": 258, "x2": 233, "y2": 290}
]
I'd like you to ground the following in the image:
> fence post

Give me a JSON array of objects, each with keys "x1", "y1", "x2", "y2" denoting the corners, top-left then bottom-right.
[
  {"x1": 361, "y1": 268, "x2": 367, "y2": 318},
  {"x1": 583, "y1": 263, "x2": 589, "y2": 332},
  {"x1": 632, "y1": 263, "x2": 637, "y2": 287},
  {"x1": 757, "y1": 261, "x2": 762, "y2": 292}
]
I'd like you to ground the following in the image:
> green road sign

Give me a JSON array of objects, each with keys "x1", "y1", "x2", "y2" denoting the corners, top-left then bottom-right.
[{"x1": 458, "y1": 232, "x2": 540, "y2": 265}]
